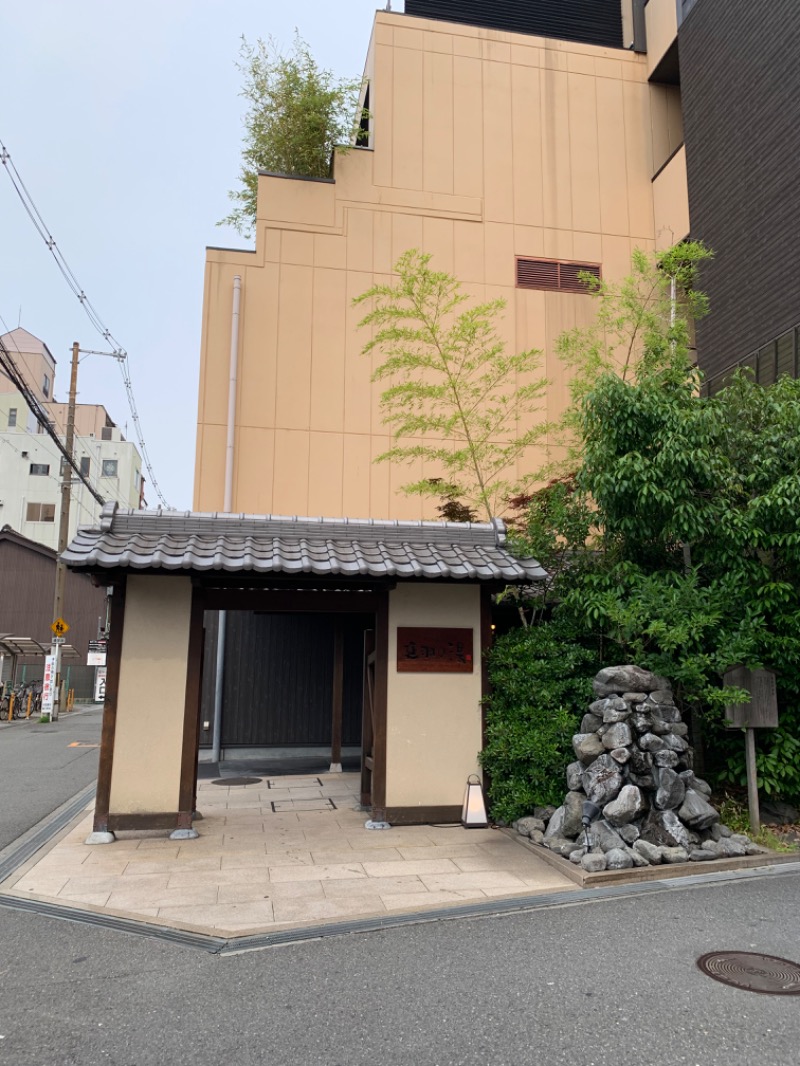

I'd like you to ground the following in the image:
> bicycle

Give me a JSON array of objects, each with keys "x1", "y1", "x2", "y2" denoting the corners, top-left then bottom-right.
[{"x1": 0, "y1": 684, "x2": 41, "y2": 720}]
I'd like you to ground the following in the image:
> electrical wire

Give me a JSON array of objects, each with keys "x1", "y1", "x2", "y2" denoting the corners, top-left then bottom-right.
[{"x1": 0, "y1": 138, "x2": 169, "y2": 507}]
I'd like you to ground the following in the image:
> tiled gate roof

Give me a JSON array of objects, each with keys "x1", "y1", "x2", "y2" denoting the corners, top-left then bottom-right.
[{"x1": 61, "y1": 503, "x2": 546, "y2": 583}]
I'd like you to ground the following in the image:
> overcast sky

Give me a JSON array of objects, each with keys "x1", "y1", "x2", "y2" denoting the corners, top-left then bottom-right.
[{"x1": 1, "y1": 1, "x2": 397, "y2": 509}]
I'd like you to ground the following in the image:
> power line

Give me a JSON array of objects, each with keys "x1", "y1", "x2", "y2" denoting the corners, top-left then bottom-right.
[{"x1": 0, "y1": 138, "x2": 169, "y2": 507}]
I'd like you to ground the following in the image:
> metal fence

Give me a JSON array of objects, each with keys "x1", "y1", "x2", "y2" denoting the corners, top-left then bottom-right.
[{"x1": 701, "y1": 325, "x2": 800, "y2": 396}]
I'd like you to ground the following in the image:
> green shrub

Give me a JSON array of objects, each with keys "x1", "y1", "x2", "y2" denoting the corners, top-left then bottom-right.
[{"x1": 479, "y1": 622, "x2": 602, "y2": 822}]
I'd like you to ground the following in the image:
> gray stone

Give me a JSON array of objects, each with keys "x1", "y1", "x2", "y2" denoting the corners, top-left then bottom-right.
[
  {"x1": 593, "y1": 665, "x2": 667, "y2": 695},
  {"x1": 660, "y1": 846, "x2": 690, "y2": 864},
  {"x1": 653, "y1": 750, "x2": 679, "y2": 769},
  {"x1": 581, "y1": 755, "x2": 624, "y2": 806},
  {"x1": 670, "y1": 722, "x2": 690, "y2": 737},
  {"x1": 630, "y1": 749, "x2": 653, "y2": 774},
  {"x1": 677, "y1": 789, "x2": 720, "y2": 831},
  {"x1": 631, "y1": 713, "x2": 653, "y2": 734},
  {"x1": 628, "y1": 771, "x2": 656, "y2": 790},
  {"x1": 543, "y1": 806, "x2": 566, "y2": 840},
  {"x1": 633, "y1": 839, "x2": 663, "y2": 864},
  {"x1": 745, "y1": 843, "x2": 763, "y2": 856},
  {"x1": 566, "y1": 761, "x2": 584, "y2": 791},
  {"x1": 590, "y1": 696, "x2": 627, "y2": 716},
  {"x1": 651, "y1": 689, "x2": 675, "y2": 705},
  {"x1": 638, "y1": 733, "x2": 666, "y2": 753},
  {"x1": 650, "y1": 704, "x2": 681, "y2": 724},
  {"x1": 618, "y1": 824, "x2": 640, "y2": 844},
  {"x1": 654, "y1": 767, "x2": 686, "y2": 811},
  {"x1": 529, "y1": 829, "x2": 545, "y2": 845},
  {"x1": 514, "y1": 816, "x2": 545, "y2": 836},
  {"x1": 602, "y1": 704, "x2": 632, "y2": 724},
  {"x1": 581, "y1": 851, "x2": 608, "y2": 873},
  {"x1": 580, "y1": 713, "x2": 603, "y2": 734},
  {"x1": 627, "y1": 845, "x2": 650, "y2": 867},
  {"x1": 603, "y1": 785, "x2": 646, "y2": 827},
  {"x1": 573, "y1": 732, "x2": 606, "y2": 765},
  {"x1": 610, "y1": 747, "x2": 631, "y2": 764},
  {"x1": 534, "y1": 806, "x2": 557, "y2": 824},
  {"x1": 562, "y1": 790, "x2": 585, "y2": 838},
  {"x1": 662, "y1": 733, "x2": 689, "y2": 753},
  {"x1": 649, "y1": 717, "x2": 672, "y2": 736},
  {"x1": 605, "y1": 847, "x2": 634, "y2": 870},
  {"x1": 622, "y1": 692, "x2": 648, "y2": 704},
  {"x1": 569, "y1": 848, "x2": 587, "y2": 864},
  {"x1": 718, "y1": 837, "x2": 747, "y2": 858},
  {"x1": 588, "y1": 819, "x2": 626, "y2": 854},
  {"x1": 602, "y1": 721, "x2": 633, "y2": 750},
  {"x1": 689, "y1": 849, "x2": 717, "y2": 862},
  {"x1": 641, "y1": 808, "x2": 691, "y2": 849}
]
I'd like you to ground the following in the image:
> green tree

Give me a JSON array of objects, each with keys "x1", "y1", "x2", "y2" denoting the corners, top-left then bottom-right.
[
  {"x1": 354, "y1": 250, "x2": 549, "y2": 521},
  {"x1": 511, "y1": 242, "x2": 800, "y2": 797},
  {"x1": 221, "y1": 34, "x2": 365, "y2": 238}
]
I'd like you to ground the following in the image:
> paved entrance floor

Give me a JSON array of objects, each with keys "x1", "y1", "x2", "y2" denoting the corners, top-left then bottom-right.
[{"x1": 0, "y1": 773, "x2": 576, "y2": 937}]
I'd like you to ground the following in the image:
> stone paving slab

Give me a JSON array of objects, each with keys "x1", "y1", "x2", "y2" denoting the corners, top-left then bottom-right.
[{"x1": 0, "y1": 772, "x2": 577, "y2": 937}]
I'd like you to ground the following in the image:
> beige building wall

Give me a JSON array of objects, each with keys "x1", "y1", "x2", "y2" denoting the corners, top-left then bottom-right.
[
  {"x1": 108, "y1": 576, "x2": 192, "y2": 814},
  {"x1": 195, "y1": 10, "x2": 666, "y2": 520},
  {"x1": 653, "y1": 144, "x2": 690, "y2": 250},
  {"x1": 385, "y1": 583, "x2": 482, "y2": 809},
  {"x1": 645, "y1": 0, "x2": 679, "y2": 79}
]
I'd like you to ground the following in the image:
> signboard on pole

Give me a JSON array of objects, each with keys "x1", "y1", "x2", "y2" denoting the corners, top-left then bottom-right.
[
  {"x1": 41, "y1": 654, "x2": 56, "y2": 716},
  {"x1": 87, "y1": 640, "x2": 107, "y2": 667},
  {"x1": 51, "y1": 618, "x2": 70, "y2": 638},
  {"x1": 94, "y1": 666, "x2": 107, "y2": 704}
]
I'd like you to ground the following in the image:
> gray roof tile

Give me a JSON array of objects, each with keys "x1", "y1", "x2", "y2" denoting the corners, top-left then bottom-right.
[{"x1": 61, "y1": 504, "x2": 546, "y2": 583}]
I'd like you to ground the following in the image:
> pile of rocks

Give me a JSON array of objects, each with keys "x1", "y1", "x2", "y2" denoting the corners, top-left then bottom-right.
[{"x1": 513, "y1": 665, "x2": 761, "y2": 872}]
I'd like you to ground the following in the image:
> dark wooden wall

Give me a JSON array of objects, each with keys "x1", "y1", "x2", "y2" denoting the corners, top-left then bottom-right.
[
  {"x1": 200, "y1": 611, "x2": 370, "y2": 749},
  {"x1": 0, "y1": 530, "x2": 107, "y2": 695}
]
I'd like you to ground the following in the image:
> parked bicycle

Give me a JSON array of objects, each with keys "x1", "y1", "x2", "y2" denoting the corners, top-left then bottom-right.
[{"x1": 0, "y1": 683, "x2": 42, "y2": 721}]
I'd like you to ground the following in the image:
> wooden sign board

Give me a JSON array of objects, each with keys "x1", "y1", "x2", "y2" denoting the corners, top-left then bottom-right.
[
  {"x1": 397, "y1": 627, "x2": 474, "y2": 673},
  {"x1": 723, "y1": 666, "x2": 779, "y2": 729}
]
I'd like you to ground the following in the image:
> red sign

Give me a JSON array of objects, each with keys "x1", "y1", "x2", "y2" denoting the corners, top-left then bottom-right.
[{"x1": 397, "y1": 627, "x2": 474, "y2": 673}]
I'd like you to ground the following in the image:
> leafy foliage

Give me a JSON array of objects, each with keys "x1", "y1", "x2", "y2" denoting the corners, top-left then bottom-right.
[
  {"x1": 354, "y1": 250, "x2": 549, "y2": 520},
  {"x1": 221, "y1": 35, "x2": 364, "y2": 237},
  {"x1": 480, "y1": 622, "x2": 608, "y2": 821},
  {"x1": 508, "y1": 242, "x2": 800, "y2": 799}
]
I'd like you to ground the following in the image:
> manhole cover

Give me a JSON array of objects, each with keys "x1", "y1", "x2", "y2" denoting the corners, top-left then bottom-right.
[
  {"x1": 697, "y1": 952, "x2": 800, "y2": 995},
  {"x1": 210, "y1": 776, "x2": 262, "y2": 787}
]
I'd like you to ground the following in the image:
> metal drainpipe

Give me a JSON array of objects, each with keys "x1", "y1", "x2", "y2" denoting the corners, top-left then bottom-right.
[{"x1": 211, "y1": 274, "x2": 242, "y2": 764}]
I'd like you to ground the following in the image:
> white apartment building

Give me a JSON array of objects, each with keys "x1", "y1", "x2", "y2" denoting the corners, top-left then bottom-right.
[{"x1": 0, "y1": 328, "x2": 144, "y2": 550}]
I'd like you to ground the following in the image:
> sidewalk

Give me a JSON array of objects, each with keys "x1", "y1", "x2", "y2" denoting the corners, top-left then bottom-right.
[{"x1": 0, "y1": 772, "x2": 576, "y2": 937}]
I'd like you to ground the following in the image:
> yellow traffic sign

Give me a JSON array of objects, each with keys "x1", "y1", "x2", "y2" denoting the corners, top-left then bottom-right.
[{"x1": 51, "y1": 617, "x2": 70, "y2": 637}]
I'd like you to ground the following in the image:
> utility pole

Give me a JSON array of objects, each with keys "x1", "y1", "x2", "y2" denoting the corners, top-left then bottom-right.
[{"x1": 47, "y1": 341, "x2": 80, "y2": 721}]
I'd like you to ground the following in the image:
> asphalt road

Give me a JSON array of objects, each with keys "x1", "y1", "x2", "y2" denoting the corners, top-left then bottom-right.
[
  {"x1": 0, "y1": 705, "x2": 101, "y2": 850},
  {"x1": 1, "y1": 869, "x2": 799, "y2": 1066}
]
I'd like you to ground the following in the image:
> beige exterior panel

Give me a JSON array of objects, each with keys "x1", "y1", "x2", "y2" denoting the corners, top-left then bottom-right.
[
  {"x1": 653, "y1": 145, "x2": 690, "y2": 250},
  {"x1": 645, "y1": 0, "x2": 679, "y2": 79},
  {"x1": 195, "y1": 11, "x2": 657, "y2": 520},
  {"x1": 385, "y1": 583, "x2": 482, "y2": 809},
  {"x1": 108, "y1": 576, "x2": 191, "y2": 814}
]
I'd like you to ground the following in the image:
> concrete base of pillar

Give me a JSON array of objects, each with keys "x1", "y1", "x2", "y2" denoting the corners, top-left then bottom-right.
[
  {"x1": 328, "y1": 762, "x2": 343, "y2": 773},
  {"x1": 85, "y1": 831, "x2": 116, "y2": 845},
  {"x1": 169, "y1": 828, "x2": 200, "y2": 840},
  {"x1": 364, "y1": 820, "x2": 391, "y2": 831}
]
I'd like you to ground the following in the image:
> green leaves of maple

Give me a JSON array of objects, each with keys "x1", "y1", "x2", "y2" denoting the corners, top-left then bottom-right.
[{"x1": 355, "y1": 250, "x2": 549, "y2": 521}]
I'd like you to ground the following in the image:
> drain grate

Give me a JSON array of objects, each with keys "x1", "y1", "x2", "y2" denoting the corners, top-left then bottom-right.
[
  {"x1": 210, "y1": 776, "x2": 262, "y2": 787},
  {"x1": 697, "y1": 952, "x2": 800, "y2": 995}
]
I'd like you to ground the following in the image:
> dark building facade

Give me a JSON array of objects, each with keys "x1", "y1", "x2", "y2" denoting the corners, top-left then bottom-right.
[
  {"x1": 404, "y1": 0, "x2": 623, "y2": 49},
  {"x1": 0, "y1": 526, "x2": 107, "y2": 696},
  {"x1": 678, "y1": 0, "x2": 800, "y2": 388}
]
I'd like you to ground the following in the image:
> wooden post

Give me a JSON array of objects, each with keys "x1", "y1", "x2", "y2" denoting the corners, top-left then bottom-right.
[
  {"x1": 745, "y1": 727, "x2": 760, "y2": 835},
  {"x1": 89, "y1": 576, "x2": 126, "y2": 841},
  {"x1": 329, "y1": 620, "x2": 344, "y2": 772}
]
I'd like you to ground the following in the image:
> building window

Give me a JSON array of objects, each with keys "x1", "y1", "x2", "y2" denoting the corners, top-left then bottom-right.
[
  {"x1": 42, "y1": 373, "x2": 51, "y2": 398},
  {"x1": 80, "y1": 456, "x2": 90, "y2": 476},
  {"x1": 102, "y1": 459, "x2": 118, "y2": 477},
  {"x1": 516, "y1": 257, "x2": 602, "y2": 293},
  {"x1": 7, "y1": 408, "x2": 16, "y2": 428},
  {"x1": 26, "y1": 502, "x2": 55, "y2": 522},
  {"x1": 29, "y1": 462, "x2": 50, "y2": 476}
]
